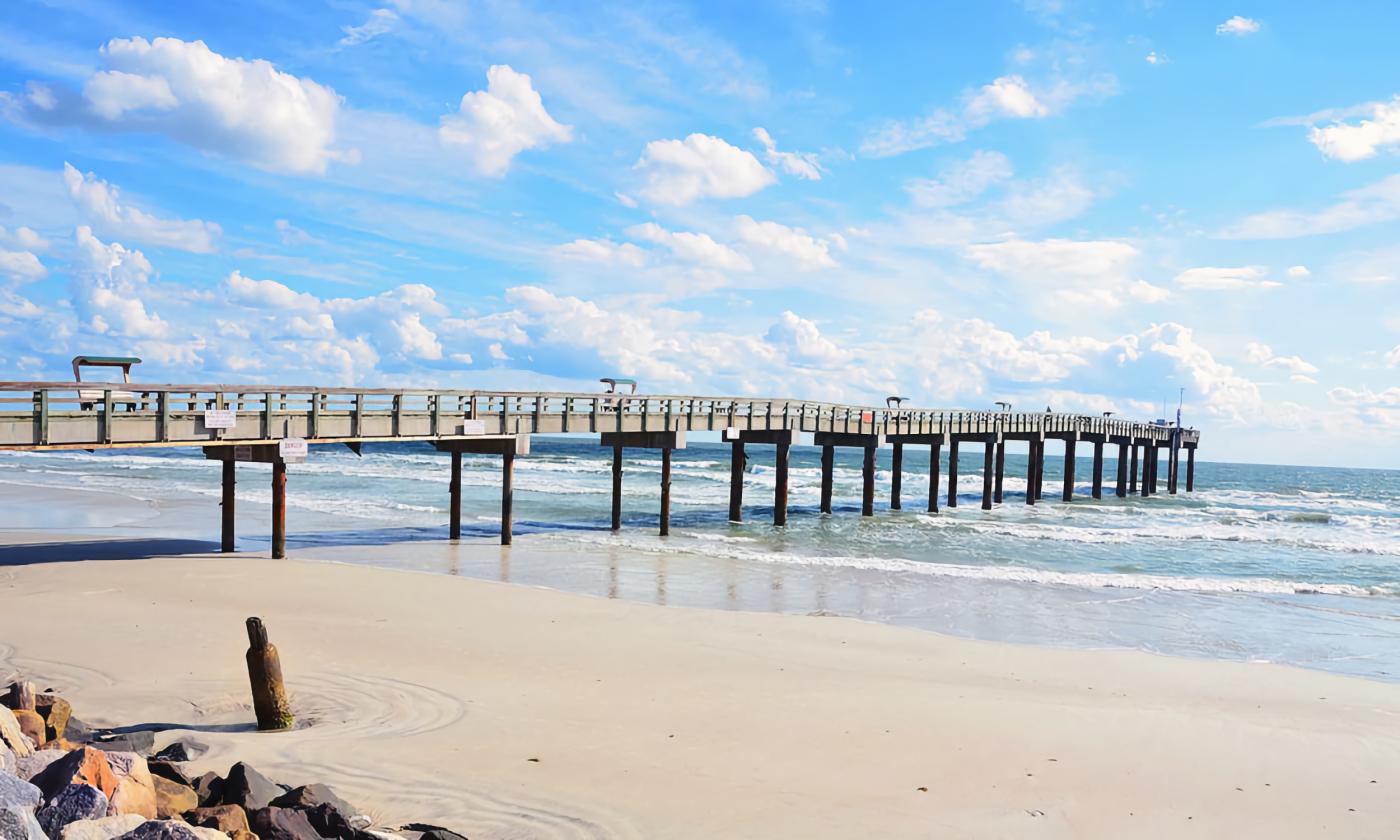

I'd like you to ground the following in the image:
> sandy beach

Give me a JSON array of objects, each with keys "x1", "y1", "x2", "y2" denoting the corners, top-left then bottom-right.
[{"x1": 3, "y1": 543, "x2": 1397, "y2": 839}]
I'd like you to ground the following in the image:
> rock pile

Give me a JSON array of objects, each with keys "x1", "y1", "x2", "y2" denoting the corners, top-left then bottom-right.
[{"x1": 1, "y1": 682, "x2": 468, "y2": 840}]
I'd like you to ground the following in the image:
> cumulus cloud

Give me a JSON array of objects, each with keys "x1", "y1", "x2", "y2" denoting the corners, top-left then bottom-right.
[
  {"x1": 861, "y1": 74, "x2": 1116, "y2": 158},
  {"x1": 340, "y1": 8, "x2": 398, "y2": 46},
  {"x1": 1246, "y1": 342, "x2": 1319, "y2": 380},
  {"x1": 438, "y1": 65, "x2": 572, "y2": 177},
  {"x1": 1216, "y1": 16, "x2": 1261, "y2": 36},
  {"x1": 1145, "y1": 323, "x2": 1264, "y2": 424},
  {"x1": 764, "y1": 311, "x2": 847, "y2": 366},
  {"x1": 1287, "y1": 265, "x2": 1311, "y2": 278},
  {"x1": 627, "y1": 222, "x2": 752, "y2": 272},
  {"x1": 55, "y1": 37, "x2": 350, "y2": 174},
  {"x1": 733, "y1": 216, "x2": 838, "y2": 271},
  {"x1": 63, "y1": 162, "x2": 220, "y2": 252},
  {"x1": 1385, "y1": 346, "x2": 1400, "y2": 367},
  {"x1": 635, "y1": 133, "x2": 775, "y2": 205},
  {"x1": 553, "y1": 238, "x2": 646, "y2": 268},
  {"x1": 965, "y1": 238, "x2": 1167, "y2": 312},
  {"x1": 72, "y1": 226, "x2": 168, "y2": 337},
  {"x1": 906, "y1": 150, "x2": 1013, "y2": 207},
  {"x1": 0, "y1": 249, "x2": 46, "y2": 282},
  {"x1": 1173, "y1": 266, "x2": 1280, "y2": 291},
  {"x1": 1307, "y1": 95, "x2": 1400, "y2": 163},
  {"x1": 1220, "y1": 173, "x2": 1400, "y2": 239},
  {"x1": 753, "y1": 127, "x2": 822, "y2": 180}
]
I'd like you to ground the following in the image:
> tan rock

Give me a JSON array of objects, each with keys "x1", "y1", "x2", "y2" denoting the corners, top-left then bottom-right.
[
  {"x1": 152, "y1": 776, "x2": 197, "y2": 819},
  {"x1": 106, "y1": 752, "x2": 158, "y2": 819},
  {"x1": 58, "y1": 813, "x2": 147, "y2": 840},
  {"x1": 31, "y1": 746, "x2": 117, "y2": 801},
  {"x1": 12, "y1": 709, "x2": 46, "y2": 748},
  {"x1": 37, "y1": 694, "x2": 73, "y2": 741},
  {"x1": 184, "y1": 805, "x2": 250, "y2": 834},
  {"x1": 1, "y1": 708, "x2": 35, "y2": 757},
  {"x1": 230, "y1": 830, "x2": 260, "y2": 840},
  {"x1": 42, "y1": 738, "x2": 81, "y2": 752}
]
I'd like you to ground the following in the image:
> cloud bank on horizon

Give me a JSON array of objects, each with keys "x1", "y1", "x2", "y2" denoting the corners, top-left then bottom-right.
[{"x1": 0, "y1": 2, "x2": 1396, "y2": 467}]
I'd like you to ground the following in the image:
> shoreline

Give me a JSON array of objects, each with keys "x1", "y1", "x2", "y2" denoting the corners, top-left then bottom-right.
[{"x1": 3, "y1": 550, "x2": 1398, "y2": 838}]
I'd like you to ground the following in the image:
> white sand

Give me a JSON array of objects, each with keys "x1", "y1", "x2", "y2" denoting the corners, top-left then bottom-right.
[{"x1": 2, "y1": 549, "x2": 1397, "y2": 839}]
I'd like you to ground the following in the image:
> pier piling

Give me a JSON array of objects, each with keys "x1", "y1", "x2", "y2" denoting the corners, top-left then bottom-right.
[
  {"x1": 1186, "y1": 445, "x2": 1196, "y2": 492},
  {"x1": 981, "y1": 437, "x2": 994, "y2": 511},
  {"x1": 1062, "y1": 438, "x2": 1077, "y2": 502},
  {"x1": 928, "y1": 440, "x2": 941, "y2": 513},
  {"x1": 862, "y1": 445, "x2": 876, "y2": 516},
  {"x1": 221, "y1": 460, "x2": 236, "y2": 552},
  {"x1": 1025, "y1": 440, "x2": 1038, "y2": 506},
  {"x1": 1130, "y1": 444, "x2": 1139, "y2": 494},
  {"x1": 729, "y1": 440, "x2": 745, "y2": 522},
  {"x1": 820, "y1": 444, "x2": 834, "y2": 514},
  {"x1": 1115, "y1": 442, "x2": 1128, "y2": 498},
  {"x1": 659, "y1": 446, "x2": 671, "y2": 536},
  {"x1": 775, "y1": 437, "x2": 790, "y2": 526},
  {"x1": 1169, "y1": 444, "x2": 1180, "y2": 495},
  {"x1": 501, "y1": 448, "x2": 515, "y2": 544},
  {"x1": 1091, "y1": 439, "x2": 1104, "y2": 500},
  {"x1": 891, "y1": 442, "x2": 903, "y2": 510},
  {"x1": 947, "y1": 437, "x2": 960, "y2": 508},
  {"x1": 1035, "y1": 442, "x2": 1046, "y2": 501},
  {"x1": 612, "y1": 444, "x2": 623, "y2": 530},
  {"x1": 993, "y1": 439, "x2": 1005, "y2": 504},
  {"x1": 271, "y1": 460, "x2": 286, "y2": 559},
  {"x1": 602, "y1": 431, "x2": 681, "y2": 533},
  {"x1": 245, "y1": 617, "x2": 293, "y2": 731},
  {"x1": 449, "y1": 450, "x2": 462, "y2": 540}
]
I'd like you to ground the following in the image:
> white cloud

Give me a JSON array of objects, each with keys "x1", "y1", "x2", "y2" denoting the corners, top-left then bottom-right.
[
  {"x1": 72, "y1": 226, "x2": 168, "y2": 338},
  {"x1": 1, "y1": 224, "x2": 50, "y2": 254},
  {"x1": 438, "y1": 65, "x2": 572, "y2": 177},
  {"x1": 753, "y1": 127, "x2": 822, "y2": 180},
  {"x1": 1246, "y1": 342, "x2": 1319, "y2": 377},
  {"x1": 275, "y1": 219, "x2": 324, "y2": 247},
  {"x1": 906, "y1": 150, "x2": 1013, "y2": 207},
  {"x1": 0, "y1": 249, "x2": 46, "y2": 282},
  {"x1": 226, "y1": 270, "x2": 321, "y2": 311},
  {"x1": 966, "y1": 75, "x2": 1048, "y2": 121},
  {"x1": 1287, "y1": 264, "x2": 1311, "y2": 278},
  {"x1": 63, "y1": 162, "x2": 220, "y2": 252},
  {"x1": 1145, "y1": 52, "x2": 1165, "y2": 65},
  {"x1": 627, "y1": 222, "x2": 752, "y2": 272},
  {"x1": 965, "y1": 238, "x2": 1166, "y2": 312},
  {"x1": 1385, "y1": 345, "x2": 1400, "y2": 368},
  {"x1": 553, "y1": 238, "x2": 646, "y2": 268},
  {"x1": 764, "y1": 311, "x2": 847, "y2": 366},
  {"x1": 78, "y1": 37, "x2": 348, "y2": 174},
  {"x1": 1216, "y1": 16, "x2": 1261, "y2": 36},
  {"x1": 1221, "y1": 173, "x2": 1400, "y2": 238},
  {"x1": 635, "y1": 133, "x2": 775, "y2": 205},
  {"x1": 1307, "y1": 95, "x2": 1400, "y2": 163},
  {"x1": 1145, "y1": 323, "x2": 1265, "y2": 424},
  {"x1": 733, "y1": 216, "x2": 838, "y2": 271},
  {"x1": 1173, "y1": 266, "x2": 1280, "y2": 291},
  {"x1": 340, "y1": 8, "x2": 399, "y2": 46}
]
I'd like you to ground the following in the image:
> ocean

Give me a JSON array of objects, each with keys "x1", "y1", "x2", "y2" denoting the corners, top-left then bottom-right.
[{"x1": 3, "y1": 437, "x2": 1398, "y2": 680}]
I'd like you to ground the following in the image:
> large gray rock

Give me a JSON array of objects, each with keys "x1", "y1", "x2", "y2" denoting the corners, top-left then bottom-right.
[
  {"x1": 91, "y1": 733, "x2": 153, "y2": 757},
  {"x1": 0, "y1": 772, "x2": 41, "y2": 810},
  {"x1": 220, "y1": 763, "x2": 283, "y2": 810},
  {"x1": 38, "y1": 783, "x2": 110, "y2": 836},
  {"x1": 59, "y1": 814, "x2": 147, "y2": 840},
  {"x1": 249, "y1": 806, "x2": 320, "y2": 840},
  {"x1": 0, "y1": 743, "x2": 13, "y2": 776},
  {"x1": 0, "y1": 805, "x2": 46, "y2": 840},
  {"x1": 112, "y1": 819, "x2": 201, "y2": 840},
  {"x1": 14, "y1": 751, "x2": 63, "y2": 783}
]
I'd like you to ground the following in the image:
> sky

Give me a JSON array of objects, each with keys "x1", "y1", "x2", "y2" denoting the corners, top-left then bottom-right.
[{"x1": 0, "y1": 1, "x2": 1397, "y2": 467}]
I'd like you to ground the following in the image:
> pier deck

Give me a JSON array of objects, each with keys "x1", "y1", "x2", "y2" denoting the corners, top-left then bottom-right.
[{"x1": 0, "y1": 382, "x2": 1201, "y2": 554}]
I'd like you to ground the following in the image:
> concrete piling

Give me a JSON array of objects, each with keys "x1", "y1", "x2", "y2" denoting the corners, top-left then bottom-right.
[
  {"x1": 1062, "y1": 439, "x2": 1076, "y2": 503},
  {"x1": 729, "y1": 440, "x2": 745, "y2": 523},
  {"x1": 891, "y1": 442, "x2": 903, "y2": 510},
  {"x1": 947, "y1": 437, "x2": 960, "y2": 508},
  {"x1": 820, "y1": 444, "x2": 834, "y2": 514}
]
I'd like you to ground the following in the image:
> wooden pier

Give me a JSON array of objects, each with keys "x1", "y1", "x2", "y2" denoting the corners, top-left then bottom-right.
[{"x1": 0, "y1": 382, "x2": 1201, "y2": 556}]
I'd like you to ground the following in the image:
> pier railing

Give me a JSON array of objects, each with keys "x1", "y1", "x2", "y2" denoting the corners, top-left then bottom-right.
[{"x1": 0, "y1": 382, "x2": 1200, "y2": 451}]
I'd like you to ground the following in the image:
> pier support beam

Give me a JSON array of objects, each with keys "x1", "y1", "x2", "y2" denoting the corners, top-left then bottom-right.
[
  {"x1": 729, "y1": 440, "x2": 744, "y2": 522},
  {"x1": 602, "y1": 430, "x2": 685, "y2": 534},
  {"x1": 887, "y1": 433, "x2": 943, "y2": 514},
  {"x1": 1061, "y1": 438, "x2": 1077, "y2": 502},
  {"x1": 1186, "y1": 445, "x2": 1196, "y2": 492},
  {"x1": 1130, "y1": 444, "x2": 1139, "y2": 494},
  {"x1": 1115, "y1": 441, "x2": 1128, "y2": 498},
  {"x1": 862, "y1": 445, "x2": 876, "y2": 516},
  {"x1": 437, "y1": 435, "x2": 531, "y2": 544},
  {"x1": 993, "y1": 439, "x2": 1006, "y2": 504},
  {"x1": 726, "y1": 428, "x2": 799, "y2": 525},
  {"x1": 890, "y1": 442, "x2": 903, "y2": 510},
  {"x1": 820, "y1": 445, "x2": 834, "y2": 514},
  {"x1": 1035, "y1": 442, "x2": 1046, "y2": 501},
  {"x1": 981, "y1": 436, "x2": 996, "y2": 511},
  {"x1": 1150, "y1": 445, "x2": 1161, "y2": 495},
  {"x1": 1091, "y1": 438, "x2": 1104, "y2": 500},
  {"x1": 221, "y1": 460, "x2": 236, "y2": 552},
  {"x1": 928, "y1": 439, "x2": 941, "y2": 513},
  {"x1": 449, "y1": 451, "x2": 461, "y2": 540},
  {"x1": 1025, "y1": 439, "x2": 1039, "y2": 506},
  {"x1": 947, "y1": 437, "x2": 960, "y2": 508},
  {"x1": 1169, "y1": 443, "x2": 1180, "y2": 495}
]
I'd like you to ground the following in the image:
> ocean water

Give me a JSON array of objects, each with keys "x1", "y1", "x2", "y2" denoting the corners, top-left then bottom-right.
[{"x1": 3, "y1": 438, "x2": 1398, "y2": 679}]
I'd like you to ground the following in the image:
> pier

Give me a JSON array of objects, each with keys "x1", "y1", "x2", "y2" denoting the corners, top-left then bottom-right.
[{"x1": 0, "y1": 382, "x2": 1201, "y2": 556}]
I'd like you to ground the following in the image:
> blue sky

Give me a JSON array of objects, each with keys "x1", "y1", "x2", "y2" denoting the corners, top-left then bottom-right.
[{"x1": 0, "y1": 1, "x2": 1397, "y2": 467}]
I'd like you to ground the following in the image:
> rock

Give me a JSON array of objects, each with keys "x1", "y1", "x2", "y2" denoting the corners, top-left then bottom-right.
[
  {"x1": 297, "y1": 803, "x2": 370, "y2": 840},
  {"x1": 399, "y1": 825, "x2": 468, "y2": 840},
  {"x1": 0, "y1": 771, "x2": 42, "y2": 809},
  {"x1": 9, "y1": 713, "x2": 44, "y2": 750},
  {"x1": 58, "y1": 814, "x2": 148, "y2": 840},
  {"x1": 0, "y1": 711, "x2": 32, "y2": 759},
  {"x1": 228, "y1": 831, "x2": 259, "y2": 840},
  {"x1": 0, "y1": 804, "x2": 46, "y2": 840},
  {"x1": 41, "y1": 738, "x2": 82, "y2": 753},
  {"x1": 151, "y1": 777, "x2": 195, "y2": 820},
  {"x1": 0, "y1": 743, "x2": 13, "y2": 776},
  {"x1": 220, "y1": 765, "x2": 283, "y2": 811},
  {"x1": 38, "y1": 784, "x2": 110, "y2": 836},
  {"x1": 92, "y1": 733, "x2": 154, "y2": 757},
  {"x1": 269, "y1": 784, "x2": 356, "y2": 819},
  {"x1": 15, "y1": 750, "x2": 64, "y2": 782},
  {"x1": 249, "y1": 807, "x2": 320, "y2": 840},
  {"x1": 145, "y1": 762, "x2": 192, "y2": 789},
  {"x1": 183, "y1": 804, "x2": 249, "y2": 834},
  {"x1": 36, "y1": 695, "x2": 73, "y2": 742},
  {"x1": 191, "y1": 773, "x2": 222, "y2": 808},
  {"x1": 112, "y1": 819, "x2": 203, "y2": 840},
  {"x1": 32, "y1": 746, "x2": 118, "y2": 801},
  {"x1": 150, "y1": 742, "x2": 205, "y2": 764},
  {"x1": 106, "y1": 753, "x2": 157, "y2": 819},
  {"x1": 64, "y1": 719, "x2": 93, "y2": 745}
]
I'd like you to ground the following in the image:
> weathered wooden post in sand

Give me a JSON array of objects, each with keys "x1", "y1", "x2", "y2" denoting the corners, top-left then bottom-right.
[{"x1": 245, "y1": 617, "x2": 293, "y2": 731}]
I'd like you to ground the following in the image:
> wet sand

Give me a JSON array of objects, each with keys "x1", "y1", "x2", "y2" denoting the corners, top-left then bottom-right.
[{"x1": 2, "y1": 541, "x2": 1398, "y2": 839}]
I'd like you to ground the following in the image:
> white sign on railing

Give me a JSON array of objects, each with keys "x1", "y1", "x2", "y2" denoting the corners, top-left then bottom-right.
[
  {"x1": 462, "y1": 419, "x2": 486, "y2": 435},
  {"x1": 279, "y1": 437, "x2": 308, "y2": 463},
  {"x1": 203, "y1": 409, "x2": 236, "y2": 429}
]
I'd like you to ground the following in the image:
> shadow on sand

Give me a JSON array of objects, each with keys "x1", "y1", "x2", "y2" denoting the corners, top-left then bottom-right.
[{"x1": 0, "y1": 538, "x2": 222, "y2": 566}]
